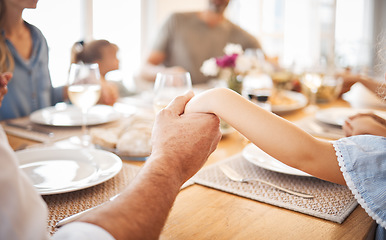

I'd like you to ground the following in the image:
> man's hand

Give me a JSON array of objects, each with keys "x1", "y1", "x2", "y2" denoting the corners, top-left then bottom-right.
[
  {"x1": 0, "y1": 72, "x2": 13, "y2": 107},
  {"x1": 151, "y1": 91, "x2": 221, "y2": 182}
]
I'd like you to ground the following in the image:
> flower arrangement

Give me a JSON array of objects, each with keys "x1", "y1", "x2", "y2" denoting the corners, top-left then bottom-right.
[{"x1": 200, "y1": 43, "x2": 258, "y2": 94}]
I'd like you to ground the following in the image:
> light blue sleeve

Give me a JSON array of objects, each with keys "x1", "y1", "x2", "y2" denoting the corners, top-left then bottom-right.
[
  {"x1": 333, "y1": 135, "x2": 386, "y2": 236},
  {"x1": 52, "y1": 222, "x2": 115, "y2": 240}
]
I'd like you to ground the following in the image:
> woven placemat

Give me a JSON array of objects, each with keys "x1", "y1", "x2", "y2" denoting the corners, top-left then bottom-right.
[
  {"x1": 43, "y1": 163, "x2": 141, "y2": 235},
  {"x1": 192, "y1": 154, "x2": 357, "y2": 224},
  {"x1": 43, "y1": 162, "x2": 195, "y2": 235}
]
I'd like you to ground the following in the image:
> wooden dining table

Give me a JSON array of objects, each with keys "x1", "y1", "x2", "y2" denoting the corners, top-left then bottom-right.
[{"x1": 6, "y1": 96, "x2": 376, "y2": 240}]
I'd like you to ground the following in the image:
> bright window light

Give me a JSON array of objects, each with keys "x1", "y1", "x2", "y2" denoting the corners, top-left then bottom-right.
[{"x1": 23, "y1": 0, "x2": 141, "y2": 90}]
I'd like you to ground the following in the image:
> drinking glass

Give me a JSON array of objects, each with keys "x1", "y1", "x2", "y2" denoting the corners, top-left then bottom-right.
[
  {"x1": 67, "y1": 63, "x2": 101, "y2": 146},
  {"x1": 242, "y1": 74, "x2": 273, "y2": 112},
  {"x1": 300, "y1": 72, "x2": 323, "y2": 113},
  {"x1": 153, "y1": 72, "x2": 192, "y2": 113}
]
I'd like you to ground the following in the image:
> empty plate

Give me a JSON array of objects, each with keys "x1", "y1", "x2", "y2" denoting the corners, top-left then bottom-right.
[{"x1": 16, "y1": 147, "x2": 122, "y2": 195}]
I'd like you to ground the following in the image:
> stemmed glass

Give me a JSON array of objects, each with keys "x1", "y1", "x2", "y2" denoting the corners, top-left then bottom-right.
[
  {"x1": 301, "y1": 72, "x2": 323, "y2": 113},
  {"x1": 153, "y1": 72, "x2": 192, "y2": 113},
  {"x1": 67, "y1": 63, "x2": 101, "y2": 146}
]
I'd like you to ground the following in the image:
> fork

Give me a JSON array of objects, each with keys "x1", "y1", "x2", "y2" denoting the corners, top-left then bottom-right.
[
  {"x1": 219, "y1": 165, "x2": 314, "y2": 199},
  {"x1": 5, "y1": 121, "x2": 54, "y2": 137},
  {"x1": 56, "y1": 194, "x2": 120, "y2": 227}
]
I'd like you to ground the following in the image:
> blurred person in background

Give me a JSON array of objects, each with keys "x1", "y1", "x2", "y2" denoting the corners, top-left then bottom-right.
[
  {"x1": 71, "y1": 39, "x2": 130, "y2": 105},
  {"x1": 0, "y1": 0, "x2": 65, "y2": 121},
  {"x1": 139, "y1": 0, "x2": 264, "y2": 85},
  {"x1": 338, "y1": 69, "x2": 386, "y2": 98},
  {"x1": 0, "y1": 0, "x2": 117, "y2": 121}
]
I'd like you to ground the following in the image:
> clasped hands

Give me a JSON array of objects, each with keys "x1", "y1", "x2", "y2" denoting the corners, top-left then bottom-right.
[{"x1": 150, "y1": 91, "x2": 221, "y2": 183}]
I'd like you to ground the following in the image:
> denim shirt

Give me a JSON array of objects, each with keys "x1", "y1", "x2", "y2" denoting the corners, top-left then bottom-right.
[
  {"x1": 333, "y1": 135, "x2": 386, "y2": 239},
  {"x1": 0, "y1": 22, "x2": 63, "y2": 121}
]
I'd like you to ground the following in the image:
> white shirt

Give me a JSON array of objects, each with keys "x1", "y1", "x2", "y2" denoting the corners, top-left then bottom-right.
[{"x1": 0, "y1": 127, "x2": 114, "y2": 240}]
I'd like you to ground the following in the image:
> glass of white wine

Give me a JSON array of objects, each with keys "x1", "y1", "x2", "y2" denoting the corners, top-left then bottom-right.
[
  {"x1": 301, "y1": 72, "x2": 323, "y2": 113},
  {"x1": 67, "y1": 63, "x2": 101, "y2": 146},
  {"x1": 153, "y1": 72, "x2": 192, "y2": 113}
]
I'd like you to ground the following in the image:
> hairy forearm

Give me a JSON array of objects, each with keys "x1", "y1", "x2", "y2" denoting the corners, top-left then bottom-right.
[
  {"x1": 186, "y1": 88, "x2": 345, "y2": 184},
  {"x1": 78, "y1": 155, "x2": 183, "y2": 240}
]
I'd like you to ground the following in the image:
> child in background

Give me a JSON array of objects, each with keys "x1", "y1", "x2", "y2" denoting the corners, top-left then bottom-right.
[{"x1": 71, "y1": 39, "x2": 129, "y2": 105}]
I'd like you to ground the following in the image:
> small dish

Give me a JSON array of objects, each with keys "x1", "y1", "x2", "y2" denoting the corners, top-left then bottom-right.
[{"x1": 271, "y1": 90, "x2": 308, "y2": 114}]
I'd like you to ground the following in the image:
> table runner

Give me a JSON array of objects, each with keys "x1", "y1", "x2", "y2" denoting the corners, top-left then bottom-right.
[{"x1": 192, "y1": 154, "x2": 358, "y2": 224}]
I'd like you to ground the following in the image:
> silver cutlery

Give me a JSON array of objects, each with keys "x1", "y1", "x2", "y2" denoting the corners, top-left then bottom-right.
[
  {"x1": 56, "y1": 194, "x2": 119, "y2": 228},
  {"x1": 5, "y1": 121, "x2": 54, "y2": 137},
  {"x1": 219, "y1": 165, "x2": 314, "y2": 199}
]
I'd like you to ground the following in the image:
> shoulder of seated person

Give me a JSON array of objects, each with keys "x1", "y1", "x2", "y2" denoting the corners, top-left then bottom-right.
[{"x1": 171, "y1": 12, "x2": 197, "y2": 20}]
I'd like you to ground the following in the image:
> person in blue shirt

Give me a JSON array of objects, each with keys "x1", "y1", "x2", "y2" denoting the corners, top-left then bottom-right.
[{"x1": 0, "y1": 0, "x2": 116, "y2": 121}]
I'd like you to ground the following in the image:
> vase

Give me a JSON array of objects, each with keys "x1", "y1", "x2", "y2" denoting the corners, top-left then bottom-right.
[{"x1": 227, "y1": 73, "x2": 243, "y2": 94}]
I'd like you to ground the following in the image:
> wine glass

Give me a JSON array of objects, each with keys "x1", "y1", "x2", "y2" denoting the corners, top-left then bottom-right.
[
  {"x1": 153, "y1": 72, "x2": 192, "y2": 113},
  {"x1": 300, "y1": 72, "x2": 323, "y2": 113},
  {"x1": 67, "y1": 63, "x2": 101, "y2": 146}
]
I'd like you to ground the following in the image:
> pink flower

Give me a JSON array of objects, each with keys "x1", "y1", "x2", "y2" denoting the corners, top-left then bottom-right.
[{"x1": 216, "y1": 54, "x2": 238, "y2": 68}]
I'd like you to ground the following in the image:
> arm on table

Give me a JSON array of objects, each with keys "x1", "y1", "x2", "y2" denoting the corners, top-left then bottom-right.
[
  {"x1": 185, "y1": 88, "x2": 346, "y2": 185},
  {"x1": 70, "y1": 92, "x2": 221, "y2": 240},
  {"x1": 338, "y1": 72, "x2": 385, "y2": 98},
  {"x1": 139, "y1": 51, "x2": 186, "y2": 82},
  {"x1": 343, "y1": 113, "x2": 386, "y2": 137}
]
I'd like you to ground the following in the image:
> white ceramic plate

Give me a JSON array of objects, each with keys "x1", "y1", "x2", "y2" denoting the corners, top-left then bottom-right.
[
  {"x1": 315, "y1": 107, "x2": 386, "y2": 126},
  {"x1": 242, "y1": 143, "x2": 312, "y2": 177},
  {"x1": 30, "y1": 104, "x2": 121, "y2": 126},
  {"x1": 16, "y1": 148, "x2": 122, "y2": 195},
  {"x1": 271, "y1": 91, "x2": 308, "y2": 114}
]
